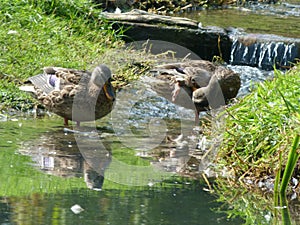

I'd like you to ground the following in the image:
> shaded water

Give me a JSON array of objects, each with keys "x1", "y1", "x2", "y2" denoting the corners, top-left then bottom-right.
[
  {"x1": 1, "y1": 184, "x2": 239, "y2": 225},
  {"x1": 0, "y1": 114, "x2": 244, "y2": 224}
]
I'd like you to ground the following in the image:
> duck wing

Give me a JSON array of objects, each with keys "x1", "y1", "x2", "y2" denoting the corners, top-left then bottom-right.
[
  {"x1": 28, "y1": 73, "x2": 55, "y2": 94},
  {"x1": 44, "y1": 67, "x2": 90, "y2": 85},
  {"x1": 26, "y1": 67, "x2": 90, "y2": 95},
  {"x1": 143, "y1": 75, "x2": 195, "y2": 110},
  {"x1": 181, "y1": 66, "x2": 212, "y2": 88},
  {"x1": 150, "y1": 61, "x2": 214, "y2": 88}
]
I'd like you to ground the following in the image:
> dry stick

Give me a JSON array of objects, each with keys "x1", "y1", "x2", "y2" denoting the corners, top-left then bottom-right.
[
  {"x1": 202, "y1": 173, "x2": 213, "y2": 192},
  {"x1": 181, "y1": 4, "x2": 193, "y2": 10}
]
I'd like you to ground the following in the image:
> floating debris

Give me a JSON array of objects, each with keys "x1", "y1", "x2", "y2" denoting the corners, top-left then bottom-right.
[{"x1": 70, "y1": 204, "x2": 84, "y2": 214}]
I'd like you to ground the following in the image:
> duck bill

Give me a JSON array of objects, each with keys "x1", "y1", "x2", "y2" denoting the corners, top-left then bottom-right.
[{"x1": 103, "y1": 83, "x2": 115, "y2": 101}]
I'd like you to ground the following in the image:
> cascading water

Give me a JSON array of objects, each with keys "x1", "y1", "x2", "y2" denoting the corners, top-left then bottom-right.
[{"x1": 230, "y1": 34, "x2": 299, "y2": 70}]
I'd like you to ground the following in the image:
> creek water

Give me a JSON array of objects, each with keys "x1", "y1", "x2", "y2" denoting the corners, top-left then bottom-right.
[
  {"x1": 0, "y1": 65, "x2": 264, "y2": 224},
  {"x1": 182, "y1": 1, "x2": 300, "y2": 38},
  {"x1": 183, "y1": 1, "x2": 300, "y2": 70},
  {"x1": 0, "y1": 65, "x2": 291, "y2": 224},
  {"x1": 1, "y1": 3, "x2": 300, "y2": 224},
  {"x1": 0, "y1": 113, "x2": 245, "y2": 225}
]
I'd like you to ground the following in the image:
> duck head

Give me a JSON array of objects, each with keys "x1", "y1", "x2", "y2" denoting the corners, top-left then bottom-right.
[
  {"x1": 91, "y1": 64, "x2": 115, "y2": 101},
  {"x1": 192, "y1": 87, "x2": 209, "y2": 112}
]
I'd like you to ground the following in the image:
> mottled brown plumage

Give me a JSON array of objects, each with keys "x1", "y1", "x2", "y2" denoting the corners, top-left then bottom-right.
[
  {"x1": 20, "y1": 64, "x2": 115, "y2": 126},
  {"x1": 148, "y1": 60, "x2": 241, "y2": 123}
]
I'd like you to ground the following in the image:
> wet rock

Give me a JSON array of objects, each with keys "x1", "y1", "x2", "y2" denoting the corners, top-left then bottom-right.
[
  {"x1": 101, "y1": 9, "x2": 232, "y2": 62},
  {"x1": 102, "y1": 9, "x2": 300, "y2": 70},
  {"x1": 230, "y1": 33, "x2": 300, "y2": 70}
]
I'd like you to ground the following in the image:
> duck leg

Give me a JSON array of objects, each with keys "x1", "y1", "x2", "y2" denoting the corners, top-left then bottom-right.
[
  {"x1": 64, "y1": 118, "x2": 80, "y2": 127},
  {"x1": 172, "y1": 82, "x2": 181, "y2": 102},
  {"x1": 194, "y1": 110, "x2": 199, "y2": 125},
  {"x1": 64, "y1": 118, "x2": 69, "y2": 126}
]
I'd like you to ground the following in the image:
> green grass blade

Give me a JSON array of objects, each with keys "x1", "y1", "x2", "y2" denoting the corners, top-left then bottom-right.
[{"x1": 280, "y1": 134, "x2": 300, "y2": 194}]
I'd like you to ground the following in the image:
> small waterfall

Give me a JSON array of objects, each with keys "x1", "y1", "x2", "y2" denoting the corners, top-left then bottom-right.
[{"x1": 230, "y1": 34, "x2": 299, "y2": 70}]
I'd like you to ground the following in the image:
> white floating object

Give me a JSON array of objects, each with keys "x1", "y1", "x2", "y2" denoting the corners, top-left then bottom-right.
[
  {"x1": 148, "y1": 181, "x2": 154, "y2": 187},
  {"x1": 92, "y1": 188, "x2": 102, "y2": 191},
  {"x1": 70, "y1": 204, "x2": 84, "y2": 214}
]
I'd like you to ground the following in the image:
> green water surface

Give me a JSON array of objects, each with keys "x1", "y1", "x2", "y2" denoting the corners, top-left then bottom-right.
[
  {"x1": 0, "y1": 116, "x2": 243, "y2": 225},
  {"x1": 183, "y1": 8, "x2": 300, "y2": 38}
]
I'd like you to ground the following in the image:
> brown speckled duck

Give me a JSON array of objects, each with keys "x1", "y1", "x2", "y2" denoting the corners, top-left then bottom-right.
[
  {"x1": 20, "y1": 64, "x2": 115, "y2": 126},
  {"x1": 148, "y1": 60, "x2": 241, "y2": 123}
]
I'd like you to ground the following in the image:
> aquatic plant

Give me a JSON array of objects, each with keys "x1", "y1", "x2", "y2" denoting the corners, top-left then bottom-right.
[
  {"x1": 216, "y1": 64, "x2": 300, "y2": 192},
  {"x1": 279, "y1": 134, "x2": 300, "y2": 194}
]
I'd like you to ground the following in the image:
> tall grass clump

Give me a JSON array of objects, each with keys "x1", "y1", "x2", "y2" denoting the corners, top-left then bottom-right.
[
  {"x1": 216, "y1": 65, "x2": 300, "y2": 189},
  {"x1": 0, "y1": 0, "x2": 123, "y2": 110},
  {"x1": 279, "y1": 134, "x2": 300, "y2": 194}
]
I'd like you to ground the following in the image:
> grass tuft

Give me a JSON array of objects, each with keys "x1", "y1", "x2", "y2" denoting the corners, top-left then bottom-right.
[
  {"x1": 216, "y1": 65, "x2": 300, "y2": 189},
  {"x1": 0, "y1": 0, "x2": 123, "y2": 110},
  {"x1": 280, "y1": 134, "x2": 300, "y2": 194}
]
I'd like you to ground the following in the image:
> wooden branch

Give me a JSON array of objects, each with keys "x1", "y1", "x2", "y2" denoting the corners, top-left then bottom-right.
[{"x1": 101, "y1": 9, "x2": 199, "y2": 28}]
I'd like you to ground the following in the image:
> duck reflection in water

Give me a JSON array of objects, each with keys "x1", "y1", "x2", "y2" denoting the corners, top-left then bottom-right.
[{"x1": 19, "y1": 129, "x2": 112, "y2": 191}]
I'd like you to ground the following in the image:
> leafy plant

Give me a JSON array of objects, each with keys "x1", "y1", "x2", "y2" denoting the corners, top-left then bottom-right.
[{"x1": 216, "y1": 65, "x2": 300, "y2": 190}]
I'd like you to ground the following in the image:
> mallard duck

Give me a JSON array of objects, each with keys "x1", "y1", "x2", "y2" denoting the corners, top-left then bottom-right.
[
  {"x1": 20, "y1": 64, "x2": 115, "y2": 126},
  {"x1": 148, "y1": 60, "x2": 241, "y2": 123},
  {"x1": 191, "y1": 66, "x2": 241, "y2": 112}
]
